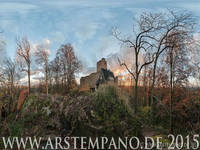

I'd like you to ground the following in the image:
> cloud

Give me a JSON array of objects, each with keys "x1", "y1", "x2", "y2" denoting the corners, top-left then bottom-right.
[
  {"x1": 75, "y1": 22, "x2": 100, "y2": 43},
  {"x1": 0, "y1": 1, "x2": 38, "y2": 15},
  {"x1": 32, "y1": 38, "x2": 51, "y2": 55},
  {"x1": 176, "y1": 2, "x2": 200, "y2": 14},
  {"x1": 0, "y1": 0, "x2": 200, "y2": 85},
  {"x1": 105, "y1": 44, "x2": 145, "y2": 75},
  {"x1": 50, "y1": 31, "x2": 66, "y2": 44},
  {"x1": 20, "y1": 70, "x2": 43, "y2": 85},
  {"x1": 106, "y1": 53, "x2": 120, "y2": 71},
  {"x1": 82, "y1": 67, "x2": 96, "y2": 75},
  {"x1": 42, "y1": 39, "x2": 51, "y2": 53},
  {"x1": 41, "y1": 0, "x2": 135, "y2": 8},
  {"x1": 92, "y1": 35, "x2": 120, "y2": 60}
]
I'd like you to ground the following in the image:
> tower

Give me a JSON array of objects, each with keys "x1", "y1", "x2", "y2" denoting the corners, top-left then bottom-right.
[{"x1": 97, "y1": 58, "x2": 107, "y2": 72}]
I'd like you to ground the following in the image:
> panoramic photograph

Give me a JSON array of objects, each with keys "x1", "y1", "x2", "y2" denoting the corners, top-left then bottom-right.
[{"x1": 0, "y1": 0, "x2": 200, "y2": 149}]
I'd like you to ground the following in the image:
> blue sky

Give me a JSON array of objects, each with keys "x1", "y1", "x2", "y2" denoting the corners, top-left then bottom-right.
[{"x1": 0, "y1": 0, "x2": 200, "y2": 71}]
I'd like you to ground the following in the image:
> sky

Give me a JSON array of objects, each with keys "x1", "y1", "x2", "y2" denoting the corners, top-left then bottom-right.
[{"x1": 0, "y1": 0, "x2": 200, "y2": 83}]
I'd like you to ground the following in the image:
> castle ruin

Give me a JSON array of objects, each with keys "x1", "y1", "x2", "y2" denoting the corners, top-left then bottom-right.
[{"x1": 80, "y1": 58, "x2": 118, "y2": 91}]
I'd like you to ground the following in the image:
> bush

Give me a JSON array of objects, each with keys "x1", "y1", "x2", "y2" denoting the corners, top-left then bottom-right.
[
  {"x1": 60, "y1": 85, "x2": 142, "y2": 139},
  {"x1": 92, "y1": 85, "x2": 141, "y2": 137},
  {"x1": 8, "y1": 121, "x2": 24, "y2": 137},
  {"x1": 138, "y1": 106, "x2": 153, "y2": 126}
]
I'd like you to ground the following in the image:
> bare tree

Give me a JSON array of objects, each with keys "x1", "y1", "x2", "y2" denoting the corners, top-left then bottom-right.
[
  {"x1": 57, "y1": 44, "x2": 81, "y2": 92},
  {"x1": 50, "y1": 55, "x2": 61, "y2": 92},
  {"x1": 3, "y1": 59, "x2": 16, "y2": 96},
  {"x1": 35, "y1": 45, "x2": 50, "y2": 96},
  {"x1": 2, "y1": 58, "x2": 20, "y2": 112},
  {"x1": 150, "y1": 10, "x2": 195, "y2": 105},
  {"x1": 142, "y1": 52, "x2": 152, "y2": 106},
  {"x1": 16, "y1": 37, "x2": 31, "y2": 93},
  {"x1": 47, "y1": 63, "x2": 53, "y2": 93},
  {"x1": 113, "y1": 12, "x2": 162, "y2": 113},
  {"x1": 165, "y1": 31, "x2": 192, "y2": 133}
]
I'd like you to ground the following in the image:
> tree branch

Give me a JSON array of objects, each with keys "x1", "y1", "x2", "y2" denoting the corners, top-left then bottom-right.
[{"x1": 117, "y1": 57, "x2": 136, "y2": 80}]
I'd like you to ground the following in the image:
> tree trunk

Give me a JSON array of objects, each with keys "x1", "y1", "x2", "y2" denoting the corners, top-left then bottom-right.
[
  {"x1": 151, "y1": 57, "x2": 158, "y2": 105},
  {"x1": 143, "y1": 66, "x2": 147, "y2": 106},
  {"x1": 46, "y1": 71, "x2": 48, "y2": 96},
  {"x1": 170, "y1": 50, "x2": 174, "y2": 134},
  {"x1": 45, "y1": 64, "x2": 49, "y2": 96},
  {"x1": 134, "y1": 76, "x2": 138, "y2": 114},
  {"x1": 28, "y1": 64, "x2": 31, "y2": 94},
  {"x1": 134, "y1": 52, "x2": 139, "y2": 114}
]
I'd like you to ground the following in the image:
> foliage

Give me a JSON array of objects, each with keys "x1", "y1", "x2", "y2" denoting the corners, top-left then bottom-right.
[
  {"x1": 58, "y1": 85, "x2": 142, "y2": 139},
  {"x1": 0, "y1": 90, "x2": 141, "y2": 139},
  {"x1": 92, "y1": 85, "x2": 141, "y2": 137},
  {"x1": 153, "y1": 88, "x2": 200, "y2": 134},
  {"x1": 8, "y1": 120, "x2": 24, "y2": 137},
  {"x1": 138, "y1": 106, "x2": 153, "y2": 126}
]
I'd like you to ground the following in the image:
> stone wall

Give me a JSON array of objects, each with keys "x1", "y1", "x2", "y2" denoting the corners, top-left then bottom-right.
[
  {"x1": 80, "y1": 72, "x2": 100, "y2": 91},
  {"x1": 80, "y1": 76, "x2": 90, "y2": 91},
  {"x1": 80, "y1": 58, "x2": 116, "y2": 92},
  {"x1": 97, "y1": 58, "x2": 107, "y2": 72}
]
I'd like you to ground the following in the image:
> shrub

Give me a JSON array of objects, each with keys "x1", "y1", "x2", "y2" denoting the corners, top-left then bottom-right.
[
  {"x1": 8, "y1": 121, "x2": 24, "y2": 137},
  {"x1": 92, "y1": 85, "x2": 142, "y2": 137},
  {"x1": 60, "y1": 85, "x2": 142, "y2": 139},
  {"x1": 138, "y1": 106, "x2": 153, "y2": 126}
]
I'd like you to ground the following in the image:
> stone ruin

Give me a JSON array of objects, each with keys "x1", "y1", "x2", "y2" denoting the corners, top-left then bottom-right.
[{"x1": 80, "y1": 58, "x2": 118, "y2": 91}]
